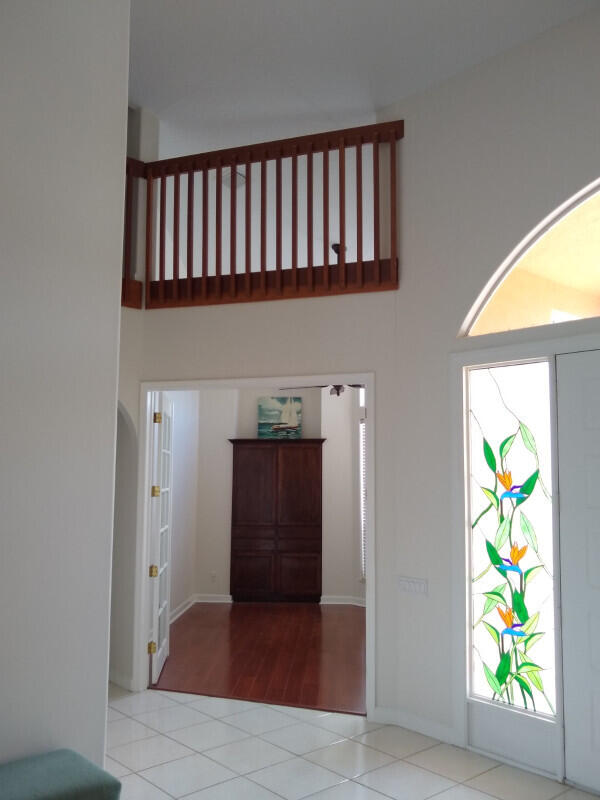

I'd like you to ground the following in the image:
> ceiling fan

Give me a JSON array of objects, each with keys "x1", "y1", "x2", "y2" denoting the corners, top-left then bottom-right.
[{"x1": 278, "y1": 383, "x2": 363, "y2": 396}]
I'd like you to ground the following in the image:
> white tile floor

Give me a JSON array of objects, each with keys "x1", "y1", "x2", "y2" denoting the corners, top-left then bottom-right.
[{"x1": 106, "y1": 686, "x2": 597, "y2": 800}]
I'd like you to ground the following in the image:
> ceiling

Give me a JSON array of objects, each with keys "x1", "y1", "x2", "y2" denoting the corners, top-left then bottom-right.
[{"x1": 129, "y1": 0, "x2": 597, "y2": 152}]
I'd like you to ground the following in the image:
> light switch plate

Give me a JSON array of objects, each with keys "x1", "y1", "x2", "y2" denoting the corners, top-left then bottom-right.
[{"x1": 398, "y1": 575, "x2": 428, "y2": 595}]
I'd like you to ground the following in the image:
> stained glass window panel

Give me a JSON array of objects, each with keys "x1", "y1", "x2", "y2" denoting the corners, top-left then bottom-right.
[{"x1": 467, "y1": 361, "x2": 556, "y2": 715}]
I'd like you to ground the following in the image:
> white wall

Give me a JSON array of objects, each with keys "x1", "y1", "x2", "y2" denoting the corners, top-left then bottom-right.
[
  {"x1": 237, "y1": 387, "x2": 322, "y2": 438},
  {"x1": 110, "y1": 408, "x2": 139, "y2": 689},
  {"x1": 321, "y1": 389, "x2": 365, "y2": 602},
  {"x1": 166, "y1": 391, "x2": 201, "y2": 612},
  {"x1": 118, "y1": 8, "x2": 600, "y2": 742},
  {"x1": 0, "y1": 0, "x2": 129, "y2": 765}
]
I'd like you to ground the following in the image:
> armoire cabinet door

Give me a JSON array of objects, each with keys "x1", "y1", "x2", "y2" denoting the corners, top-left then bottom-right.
[
  {"x1": 232, "y1": 444, "x2": 276, "y2": 525},
  {"x1": 277, "y1": 444, "x2": 322, "y2": 525}
]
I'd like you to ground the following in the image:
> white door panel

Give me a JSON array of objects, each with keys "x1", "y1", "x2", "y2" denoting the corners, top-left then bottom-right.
[
  {"x1": 557, "y1": 351, "x2": 600, "y2": 793},
  {"x1": 149, "y1": 392, "x2": 173, "y2": 684}
]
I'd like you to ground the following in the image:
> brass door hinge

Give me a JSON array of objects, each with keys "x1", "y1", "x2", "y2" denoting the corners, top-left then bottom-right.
[
  {"x1": 147, "y1": 641, "x2": 157, "y2": 655},
  {"x1": 151, "y1": 485, "x2": 160, "y2": 497},
  {"x1": 149, "y1": 564, "x2": 158, "y2": 578},
  {"x1": 153, "y1": 412, "x2": 162, "y2": 423}
]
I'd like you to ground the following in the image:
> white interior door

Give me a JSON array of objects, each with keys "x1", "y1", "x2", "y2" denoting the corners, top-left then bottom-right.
[
  {"x1": 557, "y1": 350, "x2": 600, "y2": 793},
  {"x1": 149, "y1": 392, "x2": 174, "y2": 684}
]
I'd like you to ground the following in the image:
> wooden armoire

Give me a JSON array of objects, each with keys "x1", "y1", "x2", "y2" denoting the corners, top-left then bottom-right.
[{"x1": 229, "y1": 439, "x2": 324, "y2": 602}]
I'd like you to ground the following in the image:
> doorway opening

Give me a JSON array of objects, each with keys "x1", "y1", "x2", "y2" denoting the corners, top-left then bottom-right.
[{"x1": 111, "y1": 372, "x2": 374, "y2": 721}]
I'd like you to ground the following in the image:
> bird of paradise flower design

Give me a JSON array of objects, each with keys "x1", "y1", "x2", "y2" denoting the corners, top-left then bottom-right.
[{"x1": 469, "y1": 370, "x2": 555, "y2": 715}]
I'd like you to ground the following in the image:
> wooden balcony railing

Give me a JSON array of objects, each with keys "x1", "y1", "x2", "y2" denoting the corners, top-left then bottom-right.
[{"x1": 121, "y1": 120, "x2": 403, "y2": 309}]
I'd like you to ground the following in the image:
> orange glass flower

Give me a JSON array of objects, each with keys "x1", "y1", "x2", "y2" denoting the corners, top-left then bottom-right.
[
  {"x1": 497, "y1": 606, "x2": 513, "y2": 628},
  {"x1": 496, "y1": 471, "x2": 512, "y2": 491},
  {"x1": 510, "y1": 542, "x2": 527, "y2": 565}
]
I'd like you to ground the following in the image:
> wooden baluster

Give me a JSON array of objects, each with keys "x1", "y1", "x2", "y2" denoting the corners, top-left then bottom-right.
[
  {"x1": 373, "y1": 137, "x2": 380, "y2": 284},
  {"x1": 291, "y1": 147, "x2": 298, "y2": 292},
  {"x1": 276, "y1": 152, "x2": 282, "y2": 294},
  {"x1": 338, "y1": 137, "x2": 346, "y2": 289},
  {"x1": 245, "y1": 155, "x2": 251, "y2": 296},
  {"x1": 356, "y1": 142, "x2": 363, "y2": 287},
  {"x1": 159, "y1": 173, "x2": 166, "y2": 303},
  {"x1": 173, "y1": 169, "x2": 180, "y2": 301},
  {"x1": 323, "y1": 146, "x2": 329, "y2": 290},
  {"x1": 124, "y1": 170, "x2": 133, "y2": 282},
  {"x1": 216, "y1": 160, "x2": 222, "y2": 298},
  {"x1": 187, "y1": 168, "x2": 194, "y2": 300},
  {"x1": 260, "y1": 156, "x2": 267, "y2": 295},
  {"x1": 145, "y1": 174, "x2": 154, "y2": 308},
  {"x1": 230, "y1": 162, "x2": 237, "y2": 297},
  {"x1": 389, "y1": 132, "x2": 397, "y2": 284},
  {"x1": 307, "y1": 147, "x2": 314, "y2": 291},
  {"x1": 202, "y1": 168, "x2": 208, "y2": 299}
]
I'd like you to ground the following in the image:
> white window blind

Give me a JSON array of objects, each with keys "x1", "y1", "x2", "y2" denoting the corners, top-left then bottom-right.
[{"x1": 359, "y1": 411, "x2": 367, "y2": 580}]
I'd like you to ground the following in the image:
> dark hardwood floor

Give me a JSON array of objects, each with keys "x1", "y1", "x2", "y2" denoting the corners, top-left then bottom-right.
[{"x1": 153, "y1": 602, "x2": 366, "y2": 714}]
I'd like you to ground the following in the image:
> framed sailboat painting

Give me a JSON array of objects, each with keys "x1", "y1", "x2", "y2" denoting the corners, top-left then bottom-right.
[{"x1": 257, "y1": 397, "x2": 302, "y2": 439}]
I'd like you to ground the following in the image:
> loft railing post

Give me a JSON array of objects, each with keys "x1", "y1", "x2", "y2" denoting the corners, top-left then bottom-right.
[
  {"x1": 173, "y1": 168, "x2": 180, "y2": 301},
  {"x1": 291, "y1": 146, "x2": 298, "y2": 292},
  {"x1": 338, "y1": 136, "x2": 346, "y2": 289},
  {"x1": 356, "y1": 142, "x2": 363, "y2": 287},
  {"x1": 145, "y1": 172, "x2": 154, "y2": 308},
  {"x1": 323, "y1": 146, "x2": 329, "y2": 289},
  {"x1": 373, "y1": 136, "x2": 380, "y2": 285},
  {"x1": 202, "y1": 168, "x2": 208, "y2": 299},
  {"x1": 307, "y1": 146, "x2": 314, "y2": 291},
  {"x1": 260, "y1": 155, "x2": 267, "y2": 296},
  {"x1": 159, "y1": 173, "x2": 166, "y2": 303},
  {"x1": 276, "y1": 151, "x2": 282, "y2": 294},
  {"x1": 389, "y1": 132, "x2": 397, "y2": 284},
  {"x1": 216, "y1": 159, "x2": 222, "y2": 298},
  {"x1": 230, "y1": 160, "x2": 237, "y2": 298},
  {"x1": 187, "y1": 167, "x2": 194, "y2": 300}
]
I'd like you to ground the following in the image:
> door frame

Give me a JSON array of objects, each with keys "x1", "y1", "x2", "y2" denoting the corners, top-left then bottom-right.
[
  {"x1": 450, "y1": 325, "x2": 600, "y2": 779},
  {"x1": 131, "y1": 371, "x2": 376, "y2": 713}
]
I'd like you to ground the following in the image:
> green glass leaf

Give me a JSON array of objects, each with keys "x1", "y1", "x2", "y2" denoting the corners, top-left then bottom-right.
[
  {"x1": 522, "y1": 612, "x2": 539, "y2": 634},
  {"x1": 517, "y1": 661, "x2": 543, "y2": 673},
  {"x1": 483, "y1": 439, "x2": 497, "y2": 473},
  {"x1": 524, "y1": 632, "x2": 544, "y2": 651},
  {"x1": 515, "y1": 673, "x2": 534, "y2": 699},
  {"x1": 496, "y1": 652, "x2": 511, "y2": 685},
  {"x1": 484, "y1": 662, "x2": 502, "y2": 696},
  {"x1": 516, "y1": 470, "x2": 539, "y2": 506},
  {"x1": 528, "y1": 670, "x2": 544, "y2": 691},
  {"x1": 520, "y1": 512, "x2": 538, "y2": 552},
  {"x1": 483, "y1": 591, "x2": 507, "y2": 605},
  {"x1": 483, "y1": 622, "x2": 500, "y2": 644},
  {"x1": 524, "y1": 565, "x2": 543, "y2": 585},
  {"x1": 500, "y1": 434, "x2": 516, "y2": 460},
  {"x1": 520, "y1": 422, "x2": 537, "y2": 455},
  {"x1": 486, "y1": 540, "x2": 503, "y2": 565},
  {"x1": 482, "y1": 487, "x2": 499, "y2": 509},
  {"x1": 513, "y1": 591, "x2": 529, "y2": 623},
  {"x1": 482, "y1": 583, "x2": 506, "y2": 615},
  {"x1": 495, "y1": 517, "x2": 511, "y2": 550}
]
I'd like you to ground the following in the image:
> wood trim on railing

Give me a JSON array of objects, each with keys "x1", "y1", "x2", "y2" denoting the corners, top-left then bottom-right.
[{"x1": 142, "y1": 120, "x2": 404, "y2": 178}]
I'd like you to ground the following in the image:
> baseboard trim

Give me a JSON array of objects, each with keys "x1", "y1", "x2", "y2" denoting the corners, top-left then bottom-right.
[
  {"x1": 320, "y1": 595, "x2": 366, "y2": 607},
  {"x1": 370, "y1": 705, "x2": 463, "y2": 746},
  {"x1": 170, "y1": 594, "x2": 233, "y2": 623},
  {"x1": 109, "y1": 669, "x2": 136, "y2": 692}
]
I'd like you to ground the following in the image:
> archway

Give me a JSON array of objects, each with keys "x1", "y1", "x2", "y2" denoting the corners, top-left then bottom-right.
[{"x1": 461, "y1": 178, "x2": 600, "y2": 337}]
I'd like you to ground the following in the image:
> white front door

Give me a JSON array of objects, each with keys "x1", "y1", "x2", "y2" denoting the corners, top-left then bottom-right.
[
  {"x1": 149, "y1": 392, "x2": 174, "y2": 684},
  {"x1": 557, "y1": 350, "x2": 600, "y2": 794}
]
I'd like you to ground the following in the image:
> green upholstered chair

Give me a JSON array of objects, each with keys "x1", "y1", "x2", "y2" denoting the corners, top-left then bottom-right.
[{"x1": 0, "y1": 749, "x2": 121, "y2": 800}]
